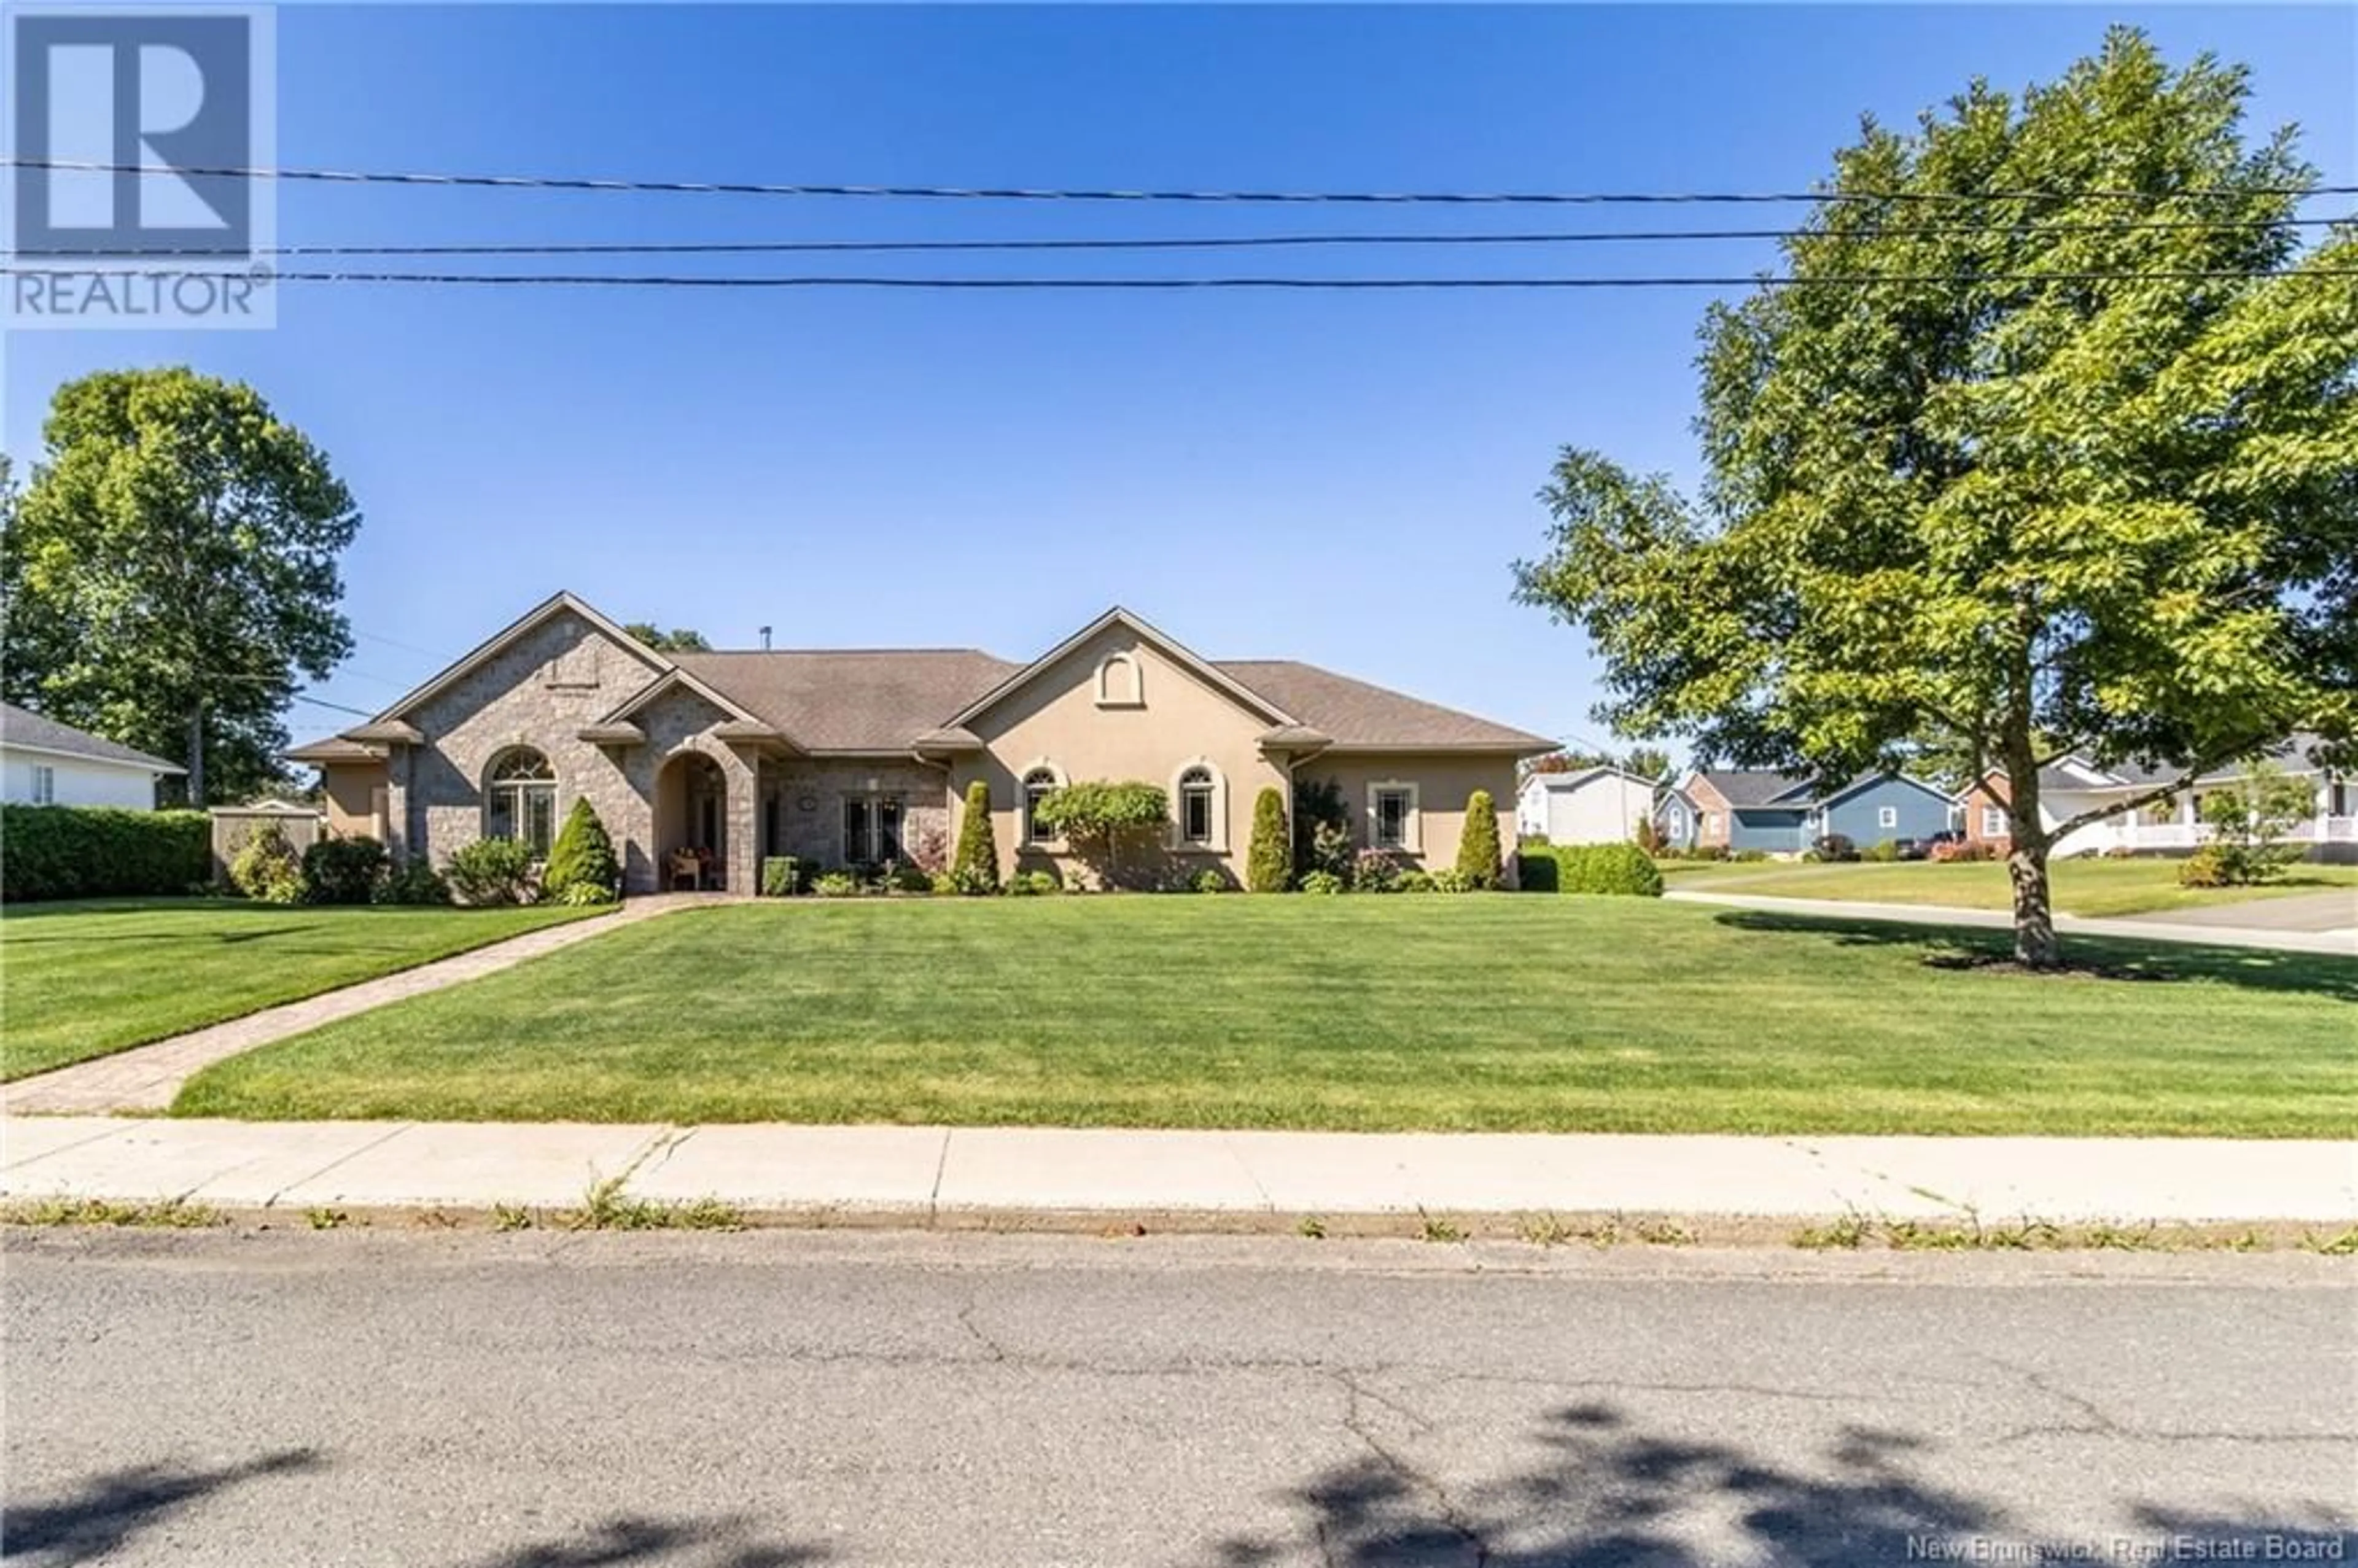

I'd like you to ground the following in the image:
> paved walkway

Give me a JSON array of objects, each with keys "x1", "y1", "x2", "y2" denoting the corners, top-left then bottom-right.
[
  {"x1": 2, "y1": 894, "x2": 723, "y2": 1116},
  {"x1": 2, "y1": 1117, "x2": 2351, "y2": 1224},
  {"x1": 1667, "y1": 888, "x2": 2358, "y2": 956}
]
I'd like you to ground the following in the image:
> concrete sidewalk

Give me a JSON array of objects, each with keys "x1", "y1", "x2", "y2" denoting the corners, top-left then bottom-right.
[
  {"x1": 1667, "y1": 888, "x2": 2358, "y2": 956},
  {"x1": 4, "y1": 1117, "x2": 2352, "y2": 1225}
]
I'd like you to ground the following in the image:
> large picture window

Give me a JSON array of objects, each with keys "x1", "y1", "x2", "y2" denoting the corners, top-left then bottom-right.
[{"x1": 484, "y1": 748, "x2": 557, "y2": 856}]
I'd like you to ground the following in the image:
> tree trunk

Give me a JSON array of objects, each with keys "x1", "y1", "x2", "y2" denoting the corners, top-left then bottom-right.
[
  {"x1": 2006, "y1": 842, "x2": 2061, "y2": 969},
  {"x1": 186, "y1": 699, "x2": 206, "y2": 807}
]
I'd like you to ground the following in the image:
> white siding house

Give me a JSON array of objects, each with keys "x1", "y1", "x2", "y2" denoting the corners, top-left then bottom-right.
[
  {"x1": 1, "y1": 702, "x2": 184, "y2": 809},
  {"x1": 1977, "y1": 736, "x2": 2355, "y2": 863},
  {"x1": 1517, "y1": 766, "x2": 1660, "y2": 844}
]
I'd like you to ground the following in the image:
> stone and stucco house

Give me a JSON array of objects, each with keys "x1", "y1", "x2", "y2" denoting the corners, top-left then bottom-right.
[
  {"x1": 289, "y1": 593, "x2": 1553, "y2": 893},
  {"x1": 1, "y1": 701, "x2": 184, "y2": 809}
]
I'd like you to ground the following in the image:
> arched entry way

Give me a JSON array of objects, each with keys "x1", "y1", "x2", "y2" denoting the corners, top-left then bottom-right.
[{"x1": 655, "y1": 751, "x2": 730, "y2": 890}]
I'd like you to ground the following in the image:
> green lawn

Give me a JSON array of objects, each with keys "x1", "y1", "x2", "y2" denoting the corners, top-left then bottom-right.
[
  {"x1": 172, "y1": 898, "x2": 2355, "y2": 1138},
  {"x1": 1, "y1": 899, "x2": 607, "y2": 1081},
  {"x1": 1662, "y1": 857, "x2": 2358, "y2": 918}
]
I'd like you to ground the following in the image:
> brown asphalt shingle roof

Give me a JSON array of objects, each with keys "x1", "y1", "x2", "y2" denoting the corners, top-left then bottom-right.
[
  {"x1": 672, "y1": 650, "x2": 1019, "y2": 752},
  {"x1": 1, "y1": 701, "x2": 184, "y2": 772},
  {"x1": 661, "y1": 650, "x2": 1551, "y2": 755},
  {"x1": 1213, "y1": 661, "x2": 1555, "y2": 751}
]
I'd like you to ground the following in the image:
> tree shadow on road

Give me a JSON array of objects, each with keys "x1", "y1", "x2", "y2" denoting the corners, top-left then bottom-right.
[
  {"x1": 1, "y1": 1446, "x2": 322, "y2": 1564},
  {"x1": 1711, "y1": 909, "x2": 2358, "y2": 1001},
  {"x1": 455, "y1": 1513, "x2": 826, "y2": 1568},
  {"x1": 1203, "y1": 1401, "x2": 2356, "y2": 1567}
]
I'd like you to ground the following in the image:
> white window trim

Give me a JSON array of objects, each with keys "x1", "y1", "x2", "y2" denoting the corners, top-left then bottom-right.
[
  {"x1": 1877, "y1": 805, "x2": 1899, "y2": 830},
  {"x1": 1019, "y1": 758, "x2": 1068, "y2": 848},
  {"x1": 30, "y1": 764, "x2": 55, "y2": 805},
  {"x1": 1167, "y1": 758, "x2": 1229, "y2": 853},
  {"x1": 1367, "y1": 779, "x2": 1422, "y2": 854},
  {"x1": 1980, "y1": 805, "x2": 2006, "y2": 837},
  {"x1": 1094, "y1": 651, "x2": 1144, "y2": 708},
  {"x1": 483, "y1": 748, "x2": 559, "y2": 856}
]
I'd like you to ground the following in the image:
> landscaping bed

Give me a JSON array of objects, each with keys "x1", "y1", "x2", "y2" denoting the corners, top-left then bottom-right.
[
  {"x1": 170, "y1": 897, "x2": 2354, "y2": 1137},
  {"x1": 1, "y1": 899, "x2": 607, "y2": 1080}
]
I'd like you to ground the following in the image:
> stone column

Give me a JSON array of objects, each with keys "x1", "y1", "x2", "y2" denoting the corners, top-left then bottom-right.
[{"x1": 725, "y1": 747, "x2": 760, "y2": 895}]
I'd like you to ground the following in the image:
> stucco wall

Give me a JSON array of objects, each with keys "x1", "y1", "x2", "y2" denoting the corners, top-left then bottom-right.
[
  {"x1": 953, "y1": 624, "x2": 1291, "y2": 888},
  {"x1": 2, "y1": 751, "x2": 165, "y2": 810},
  {"x1": 1300, "y1": 753, "x2": 1520, "y2": 883},
  {"x1": 321, "y1": 760, "x2": 388, "y2": 839}
]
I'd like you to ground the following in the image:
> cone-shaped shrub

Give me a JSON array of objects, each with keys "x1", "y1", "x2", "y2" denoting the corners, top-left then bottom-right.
[
  {"x1": 1455, "y1": 789, "x2": 1503, "y2": 890},
  {"x1": 951, "y1": 780, "x2": 1000, "y2": 893},
  {"x1": 542, "y1": 799, "x2": 620, "y2": 901},
  {"x1": 1247, "y1": 787, "x2": 1291, "y2": 892}
]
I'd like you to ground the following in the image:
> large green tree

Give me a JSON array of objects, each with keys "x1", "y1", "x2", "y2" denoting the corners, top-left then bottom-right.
[
  {"x1": 4, "y1": 369, "x2": 361, "y2": 804},
  {"x1": 623, "y1": 623, "x2": 712, "y2": 653},
  {"x1": 1514, "y1": 32, "x2": 2355, "y2": 967}
]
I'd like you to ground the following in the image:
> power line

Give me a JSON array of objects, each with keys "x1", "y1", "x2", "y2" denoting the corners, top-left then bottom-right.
[
  {"x1": 10, "y1": 212, "x2": 2350, "y2": 260},
  {"x1": 292, "y1": 692, "x2": 374, "y2": 718},
  {"x1": 6, "y1": 157, "x2": 2351, "y2": 207},
  {"x1": 12, "y1": 266, "x2": 2349, "y2": 289}
]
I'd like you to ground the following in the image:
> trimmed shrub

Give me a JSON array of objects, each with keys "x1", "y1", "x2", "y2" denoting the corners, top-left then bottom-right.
[
  {"x1": 1033, "y1": 780, "x2": 1168, "y2": 888},
  {"x1": 760, "y1": 856, "x2": 801, "y2": 897},
  {"x1": 949, "y1": 780, "x2": 1000, "y2": 894},
  {"x1": 1395, "y1": 869, "x2": 1437, "y2": 893},
  {"x1": 1862, "y1": 837, "x2": 1901, "y2": 863},
  {"x1": 1813, "y1": 833, "x2": 1858, "y2": 863},
  {"x1": 372, "y1": 860, "x2": 451, "y2": 905},
  {"x1": 301, "y1": 834, "x2": 388, "y2": 905},
  {"x1": 1732, "y1": 848, "x2": 1771, "y2": 863},
  {"x1": 1428, "y1": 867, "x2": 1477, "y2": 893},
  {"x1": 1518, "y1": 843, "x2": 1665, "y2": 897},
  {"x1": 1247, "y1": 786, "x2": 1291, "y2": 893},
  {"x1": 231, "y1": 824, "x2": 306, "y2": 904},
  {"x1": 811, "y1": 871, "x2": 862, "y2": 898},
  {"x1": 446, "y1": 838, "x2": 537, "y2": 906},
  {"x1": 1193, "y1": 869, "x2": 1228, "y2": 894},
  {"x1": 1006, "y1": 869, "x2": 1062, "y2": 896},
  {"x1": 1455, "y1": 790, "x2": 1503, "y2": 890},
  {"x1": 0, "y1": 805, "x2": 210, "y2": 902},
  {"x1": 2177, "y1": 846, "x2": 2233, "y2": 888},
  {"x1": 542, "y1": 800, "x2": 620, "y2": 902},
  {"x1": 882, "y1": 864, "x2": 932, "y2": 894},
  {"x1": 1298, "y1": 870, "x2": 1345, "y2": 895},
  {"x1": 1352, "y1": 848, "x2": 1408, "y2": 893}
]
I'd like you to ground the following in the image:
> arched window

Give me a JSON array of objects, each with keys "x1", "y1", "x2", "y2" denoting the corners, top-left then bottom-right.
[
  {"x1": 1178, "y1": 766, "x2": 1216, "y2": 845},
  {"x1": 484, "y1": 747, "x2": 558, "y2": 855},
  {"x1": 1169, "y1": 759, "x2": 1227, "y2": 851},
  {"x1": 1095, "y1": 651, "x2": 1142, "y2": 707},
  {"x1": 1022, "y1": 765, "x2": 1064, "y2": 846}
]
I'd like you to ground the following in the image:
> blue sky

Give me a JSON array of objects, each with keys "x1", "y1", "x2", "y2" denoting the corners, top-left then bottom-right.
[{"x1": 5, "y1": 4, "x2": 2352, "y2": 756}]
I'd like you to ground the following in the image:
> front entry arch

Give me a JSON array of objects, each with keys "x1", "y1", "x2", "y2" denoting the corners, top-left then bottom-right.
[{"x1": 655, "y1": 751, "x2": 729, "y2": 890}]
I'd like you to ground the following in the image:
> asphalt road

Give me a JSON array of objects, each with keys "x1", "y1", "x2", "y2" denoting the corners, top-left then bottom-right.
[{"x1": 4, "y1": 1230, "x2": 2352, "y2": 1567}]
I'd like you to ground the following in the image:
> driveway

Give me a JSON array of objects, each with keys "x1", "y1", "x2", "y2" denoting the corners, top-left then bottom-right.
[{"x1": 2118, "y1": 887, "x2": 2358, "y2": 937}]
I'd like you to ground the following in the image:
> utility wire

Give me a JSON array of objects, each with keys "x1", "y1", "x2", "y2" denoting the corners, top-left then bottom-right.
[
  {"x1": 5, "y1": 157, "x2": 2351, "y2": 206},
  {"x1": 12, "y1": 266, "x2": 2349, "y2": 289},
  {"x1": 10, "y1": 212, "x2": 2351, "y2": 260}
]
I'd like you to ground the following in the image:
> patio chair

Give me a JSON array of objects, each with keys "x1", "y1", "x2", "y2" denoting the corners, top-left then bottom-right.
[{"x1": 667, "y1": 850, "x2": 702, "y2": 892}]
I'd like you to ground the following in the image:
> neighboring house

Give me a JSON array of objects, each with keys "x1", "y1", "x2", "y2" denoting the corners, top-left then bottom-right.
[
  {"x1": 1657, "y1": 768, "x2": 1956, "y2": 855},
  {"x1": 0, "y1": 701, "x2": 184, "y2": 809},
  {"x1": 288, "y1": 592, "x2": 1554, "y2": 894},
  {"x1": 1516, "y1": 766, "x2": 1660, "y2": 845},
  {"x1": 1959, "y1": 737, "x2": 2356, "y2": 861}
]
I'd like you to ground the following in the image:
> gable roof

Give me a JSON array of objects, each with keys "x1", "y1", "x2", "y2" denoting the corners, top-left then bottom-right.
[
  {"x1": 676, "y1": 650, "x2": 1019, "y2": 753},
  {"x1": 1214, "y1": 661, "x2": 1555, "y2": 752},
  {"x1": 1525, "y1": 764, "x2": 1660, "y2": 793},
  {"x1": 1694, "y1": 769, "x2": 1821, "y2": 808},
  {"x1": 946, "y1": 607, "x2": 1295, "y2": 731},
  {"x1": 1, "y1": 702, "x2": 184, "y2": 773},
  {"x1": 369, "y1": 591, "x2": 672, "y2": 724}
]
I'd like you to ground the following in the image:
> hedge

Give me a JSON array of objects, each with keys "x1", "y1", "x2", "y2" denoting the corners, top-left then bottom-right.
[
  {"x1": 1517, "y1": 842, "x2": 1663, "y2": 897},
  {"x1": 1, "y1": 805, "x2": 211, "y2": 902}
]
